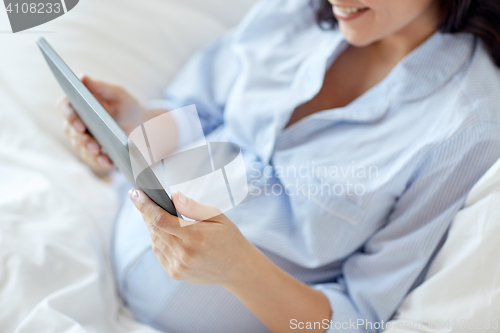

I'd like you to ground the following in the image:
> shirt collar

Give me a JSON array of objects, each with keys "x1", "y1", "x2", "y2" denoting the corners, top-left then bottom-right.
[
  {"x1": 384, "y1": 32, "x2": 476, "y2": 102},
  {"x1": 311, "y1": 31, "x2": 475, "y2": 125}
]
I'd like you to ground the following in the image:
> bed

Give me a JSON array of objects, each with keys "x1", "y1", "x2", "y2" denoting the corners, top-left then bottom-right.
[{"x1": 0, "y1": 0, "x2": 498, "y2": 331}]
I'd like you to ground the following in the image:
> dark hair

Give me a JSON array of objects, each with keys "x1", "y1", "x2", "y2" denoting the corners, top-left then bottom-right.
[{"x1": 312, "y1": 0, "x2": 500, "y2": 67}]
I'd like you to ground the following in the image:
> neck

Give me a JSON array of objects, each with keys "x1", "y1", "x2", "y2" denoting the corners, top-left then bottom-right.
[{"x1": 369, "y1": 2, "x2": 440, "y2": 65}]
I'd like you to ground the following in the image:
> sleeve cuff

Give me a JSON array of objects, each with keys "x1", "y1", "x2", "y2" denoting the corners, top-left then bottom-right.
[{"x1": 314, "y1": 283, "x2": 367, "y2": 333}]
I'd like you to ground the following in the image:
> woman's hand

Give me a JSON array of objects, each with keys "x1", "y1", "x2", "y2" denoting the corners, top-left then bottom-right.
[
  {"x1": 129, "y1": 190, "x2": 258, "y2": 287},
  {"x1": 57, "y1": 75, "x2": 147, "y2": 170},
  {"x1": 130, "y1": 190, "x2": 332, "y2": 333}
]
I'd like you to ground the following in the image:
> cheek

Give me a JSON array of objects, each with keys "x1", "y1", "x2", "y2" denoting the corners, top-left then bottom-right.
[
  {"x1": 379, "y1": 0, "x2": 437, "y2": 26},
  {"x1": 360, "y1": 0, "x2": 384, "y2": 6}
]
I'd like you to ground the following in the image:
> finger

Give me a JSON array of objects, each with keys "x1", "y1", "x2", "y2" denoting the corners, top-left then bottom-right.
[
  {"x1": 171, "y1": 191, "x2": 222, "y2": 222},
  {"x1": 72, "y1": 133, "x2": 99, "y2": 167},
  {"x1": 87, "y1": 139, "x2": 101, "y2": 155},
  {"x1": 96, "y1": 155, "x2": 114, "y2": 169},
  {"x1": 129, "y1": 190, "x2": 185, "y2": 237},
  {"x1": 80, "y1": 75, "x2": 124, "y2": 101},
  {"x1": 149, "y1": 227, "x2": 180, "y2": 257},
  {"x1": 66, "y1": 122, "x2": 87, "y2": 149},
  {"x1": 65, "y1": 124, "x2": 113, "y2": 169},
  {"x1": 151, "y1": 238, "x2": 172, "y2": 268},
  {"x1": 74, "y1": 133, "x2": 98, "y2": 155},
  {"x1": 71, "y1": 128, "x2": 113, "y2": 168},
  {"x1": 65, "y1": 104, "x2": 85, "y2": 133},
  {"x1": 63, "y1": 120, "x2": 71, "y2": 136},
  {"x1": 68, "y1": 127, "x2": 92, "y2": 155},
  {"x1": 76, "y1": 76, "x2": 115, "y2": 112},
  {"x1": 148, "y1": 220, "x2": 183, "y2": 253},
  {"x1": 78, "y1": 138, "x2": 113, "y2": 169},
  {"x1": 150, "y1": 230, "x2": 168, "y2": 254},
  {"x1": 57, "y1": 98, "x2": 86, "y2": 133},
  {"x1": 75, "y1": 134, "x2": 95, "y2": 158},
  {"x1": 57, "y1": 97, "x2": 75, "y2": 120}
]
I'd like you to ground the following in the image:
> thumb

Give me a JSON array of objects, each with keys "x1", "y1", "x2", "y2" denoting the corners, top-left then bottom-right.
[
  {"x1": 129, "y1": 189, "x2": 164, "y2": 223},
  {"x1": 80, "y1": 74, "x2": 123, "y2": 101},
  {"x1": 172, "y1": 191, "x2": 223, "y2": 222},
  {"x1": 129, "y1": 190, "x2": 182, "y2": 233}
]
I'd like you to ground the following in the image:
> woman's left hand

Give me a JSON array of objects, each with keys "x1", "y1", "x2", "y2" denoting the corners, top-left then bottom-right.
[
  {"x1": 129, "y1": 190, "x2": 257, "y2": 288},
  {"x1": 130, "y1": 189, "x2": 332, "y2": 333}
]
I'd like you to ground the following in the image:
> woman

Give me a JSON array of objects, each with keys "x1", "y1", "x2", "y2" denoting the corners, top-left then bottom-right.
[{"x1": 58, "y1": 0, "x2": 500, "y2": 332}]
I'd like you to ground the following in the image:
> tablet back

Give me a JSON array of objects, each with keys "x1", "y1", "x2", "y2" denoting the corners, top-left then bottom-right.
[{"x1": 37, "y1": 37, "x2": 177, "y2": 216}]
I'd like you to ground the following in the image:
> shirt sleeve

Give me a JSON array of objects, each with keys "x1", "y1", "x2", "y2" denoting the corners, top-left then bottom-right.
[
  {"x1": 314, "y1": 123, "x2": 500, "y2": 332},
  {"x1": 145, "y1": 29, "x2": 240, "y2": 148}
]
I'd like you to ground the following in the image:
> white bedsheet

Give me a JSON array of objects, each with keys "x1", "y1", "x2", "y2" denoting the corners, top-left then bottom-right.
[
  {"x1": 0, "y1": 99, "x2": 161, "y2": 332},
  {"x1": 0, "y1": 0, "x2": 255, "y2": 331},
  {"x1": 386, "y1": 160, "x2": 500, "y2": 331},
  {"x1": 1, "y1": 0, "x2": 499, "y2": 331}
]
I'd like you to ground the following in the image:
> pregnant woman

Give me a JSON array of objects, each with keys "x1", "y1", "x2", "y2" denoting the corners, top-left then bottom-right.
[{"x1": 58, "y1": 0, "x2": 500, "y2": 332}]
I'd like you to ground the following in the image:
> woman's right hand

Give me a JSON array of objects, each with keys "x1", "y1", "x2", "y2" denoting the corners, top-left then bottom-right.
[{"x1": 57, "y1": 75, "x2": 145, "y2": 170}]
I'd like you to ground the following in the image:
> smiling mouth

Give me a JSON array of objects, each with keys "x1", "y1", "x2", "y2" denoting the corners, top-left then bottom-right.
[{"x1": 332, "y1": 5, "x2": 369, "y2": 20}]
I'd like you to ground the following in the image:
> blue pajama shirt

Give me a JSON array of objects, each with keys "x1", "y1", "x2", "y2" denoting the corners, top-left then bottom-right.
[{"x1": 112, "y1": 0, "x2": 500, "y2": 332}]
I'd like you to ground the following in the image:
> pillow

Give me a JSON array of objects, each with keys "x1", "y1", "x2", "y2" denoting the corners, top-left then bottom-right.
[{"x1": 386, "y1": 159, "x2": 500, "y2": 331}]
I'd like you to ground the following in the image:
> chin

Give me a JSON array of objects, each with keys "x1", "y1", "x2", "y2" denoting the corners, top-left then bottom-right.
[{"x1": 339, "y1": 25, "x2": 378, "y2": 47}]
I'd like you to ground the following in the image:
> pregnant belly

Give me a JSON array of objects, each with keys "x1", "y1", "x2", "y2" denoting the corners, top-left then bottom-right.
[
  {"x1": 117, "y1": 249, "x2": 270, "y2": 333},
  {"x1": 111, "y1": 196, "x2": 269, "y2": 333}
]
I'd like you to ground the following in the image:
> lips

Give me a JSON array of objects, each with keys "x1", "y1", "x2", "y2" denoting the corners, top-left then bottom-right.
[{"x1": 332, "y1": 5, "x2": 369, "y2": 20}]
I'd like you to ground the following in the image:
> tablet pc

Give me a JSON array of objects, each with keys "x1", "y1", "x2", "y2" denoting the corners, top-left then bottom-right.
[{"x1": 37, "y1": 37, "x2": 178, "y2": 216}]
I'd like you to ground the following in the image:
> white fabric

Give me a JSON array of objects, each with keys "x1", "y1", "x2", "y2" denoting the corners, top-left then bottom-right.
[
  {"x1": 1, "y1": 0, "x2": 499, "y2": 331},
  {"x1": 386, "y1": 159, "x2": 500, "y2": 332},
  {"x1": 0, "y1": 0, "x2": 255, "y2": 332}
]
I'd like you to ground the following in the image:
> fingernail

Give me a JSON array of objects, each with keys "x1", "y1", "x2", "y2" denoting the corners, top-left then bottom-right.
[
  {"x1": 129, "y1": 190, "x2": 139, "y2": 202},
  {"x1": 178, "y1": 191, "x2": 186, "y2": 204},
  {"x1": 74, "y1": 120, "x2": 85, "y2": 133},
  {"x1": 97, "y1": 156, "x2": 110, "y2": 167},
  {"x1": 63, "y1": 105, "x2": 73, "y2": 117},
  {"x1": 87, "y1": 142, "x2": 100, "y2": 154}
]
